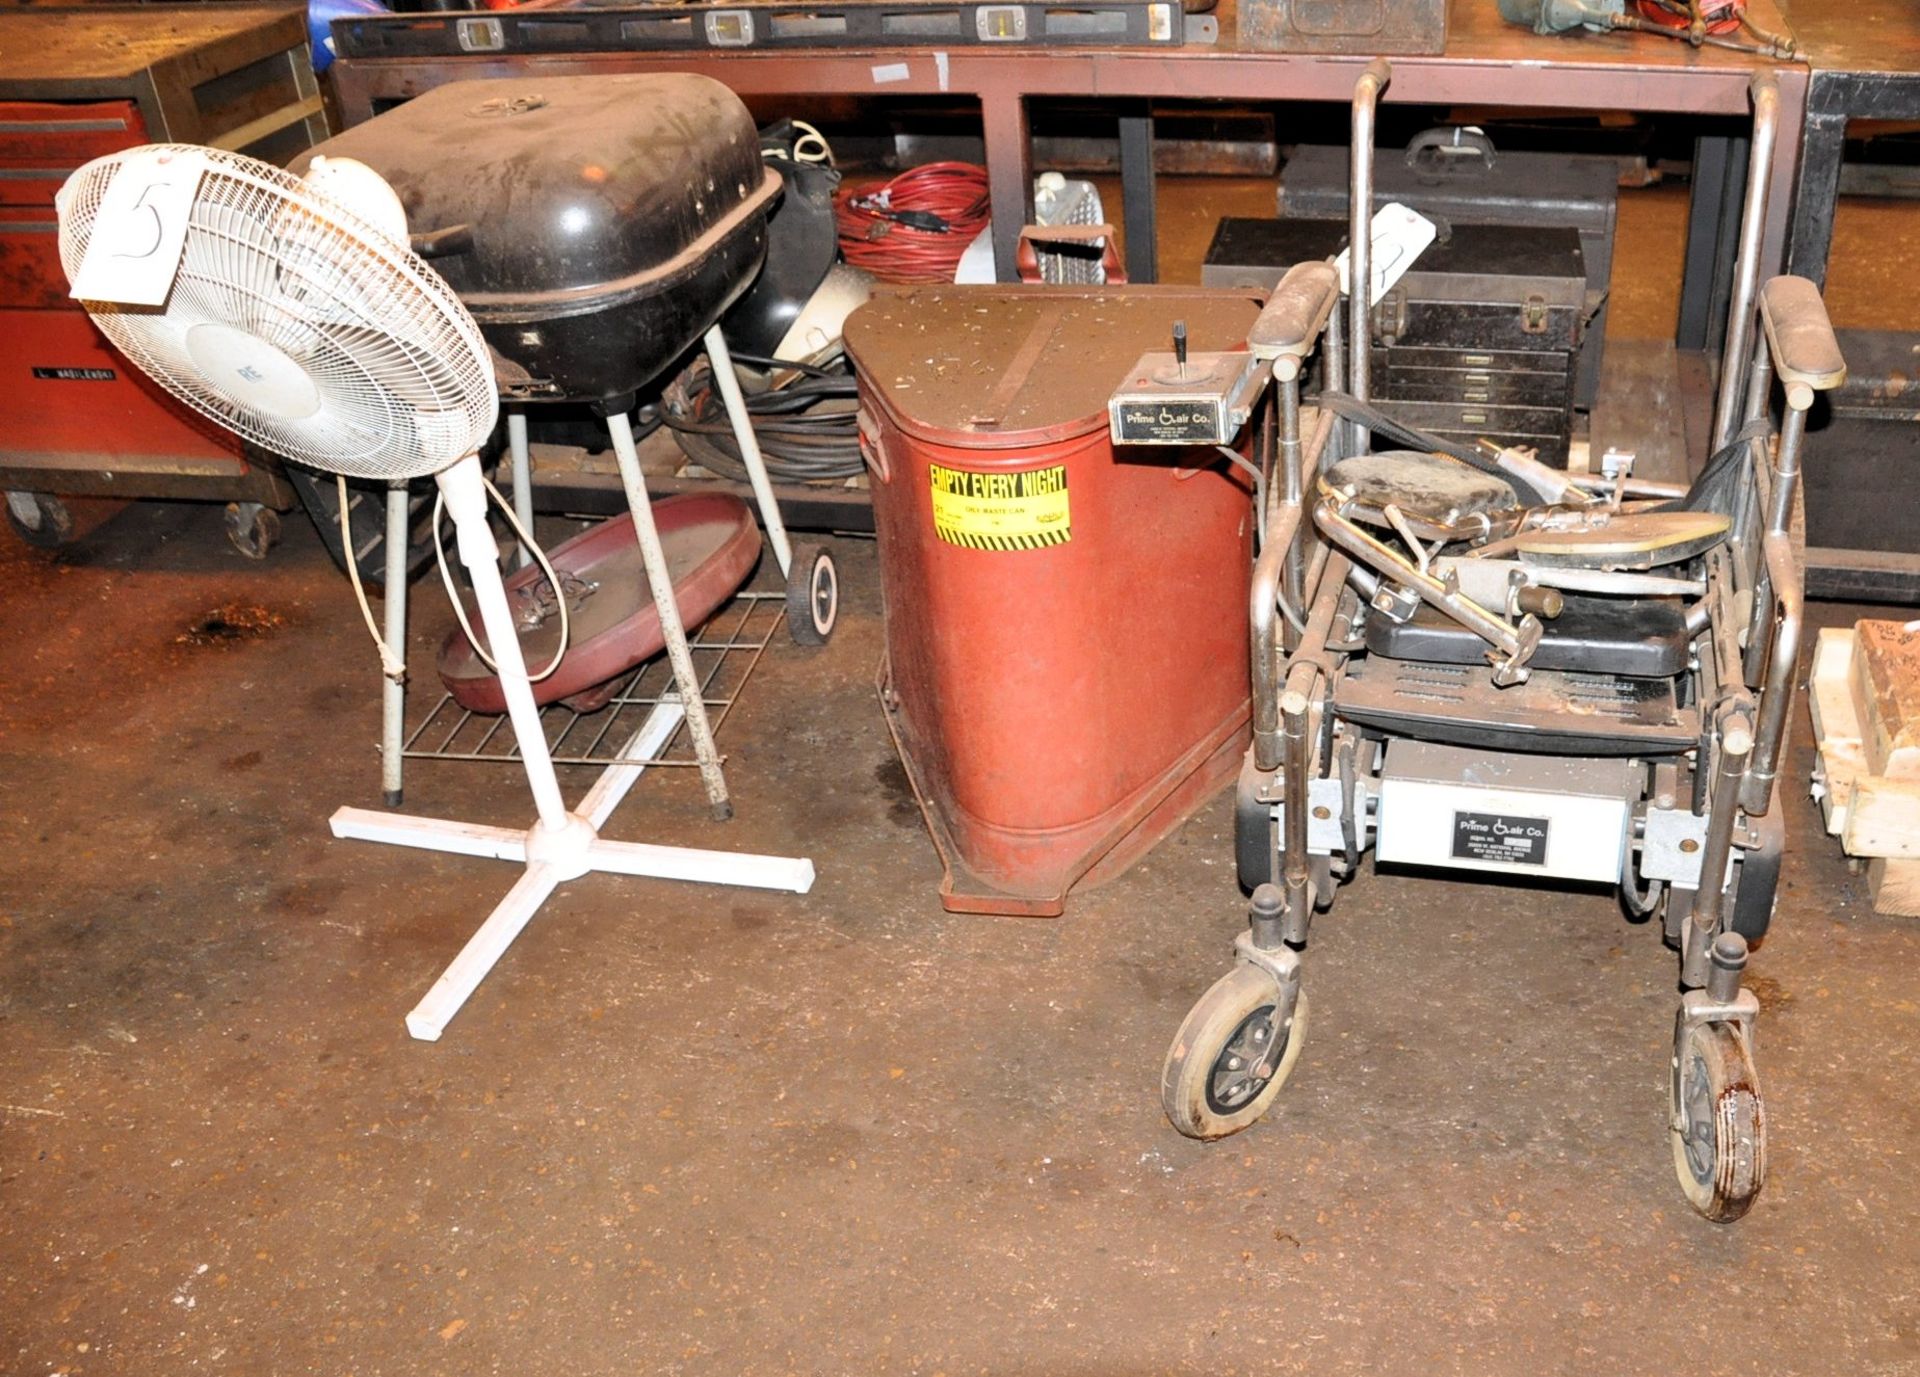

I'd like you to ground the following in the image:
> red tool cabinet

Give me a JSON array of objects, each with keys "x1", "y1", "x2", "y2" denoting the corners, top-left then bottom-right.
[{"x1": 0, "y1": 6, "x2": 329, "y2": 547}]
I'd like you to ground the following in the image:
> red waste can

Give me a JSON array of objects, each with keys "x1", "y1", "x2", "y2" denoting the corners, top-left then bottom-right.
[{"x1": 846, "y1": 288, "x2": 1260, "y2": 916}]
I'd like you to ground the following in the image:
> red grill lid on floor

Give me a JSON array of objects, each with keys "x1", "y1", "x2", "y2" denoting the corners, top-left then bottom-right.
[{"x1": 438, "y1": 491, "x2": 761, "y2": 715}]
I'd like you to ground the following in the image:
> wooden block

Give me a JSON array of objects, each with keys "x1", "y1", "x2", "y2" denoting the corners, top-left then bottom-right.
[
  {"x1": 1809, "y1": 627, "x2": 1864, "y2": 835},
  {"x1": 1808, "y1": 627, "x2": 1861, "y2": 748},
  {"x1": 1868, "y1": 857, "x2": 1920, "y2": 918},
  {"x1": 1851, "y1": 619, "x2": 1920, "y2": 780},
  {"x1": 1843, "y1": 775, "x2": 1920, "y2": 859},
  {"x1": 1816, "y1": 742, "x2": 1868, "y2": 834}
]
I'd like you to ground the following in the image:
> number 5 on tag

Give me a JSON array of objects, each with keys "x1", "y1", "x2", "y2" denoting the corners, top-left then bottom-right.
[
  {"x1": 66, "y1": 149, "x2": 206, "y2": 307},
  {"x1": 1334, "y1": 202, "x2": 1437, "y2": 309}
]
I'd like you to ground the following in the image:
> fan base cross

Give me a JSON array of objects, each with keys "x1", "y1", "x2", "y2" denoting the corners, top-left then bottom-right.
[{"x1": 332, "y1": 454, "x2": 814, "y2": 1042}]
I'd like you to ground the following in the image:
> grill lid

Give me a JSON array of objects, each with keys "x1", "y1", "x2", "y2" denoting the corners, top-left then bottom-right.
[{"x1": 293, "y1": 74, "x2": 776, "y2": 309}]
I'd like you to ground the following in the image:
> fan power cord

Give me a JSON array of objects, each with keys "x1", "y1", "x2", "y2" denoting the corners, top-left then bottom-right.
[
  {"x1": 338, "y1": 474, "x2": 409, "y2": 684},
  {"x1": 775, "y1": 119, "x2": 834, "y2": 166},
  {"x1": 430, "y1": 473, "x2": 573, "y2": 682}
]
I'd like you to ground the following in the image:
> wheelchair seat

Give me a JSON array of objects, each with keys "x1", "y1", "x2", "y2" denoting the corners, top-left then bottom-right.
[{"x1": 1364, "y1": 593, "x2": 1692, "y2": 678}]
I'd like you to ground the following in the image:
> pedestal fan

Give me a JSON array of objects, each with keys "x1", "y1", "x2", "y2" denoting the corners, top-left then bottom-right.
[{"x1": 57, "y1": 145, "x2": 814, "y2": 1040}]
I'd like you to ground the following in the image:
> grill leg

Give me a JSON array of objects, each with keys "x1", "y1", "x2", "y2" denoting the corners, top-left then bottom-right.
[
  {"x1": 604, "y1": 410, "x2": 734, "y2": 820},
  {"x1": 507, "y1": 410, "x2": 535, "y2": 571},
  {"x1": 704, "y1": 325, "x2": 793, "y2": 577},
  {"x1": 379, "y1": 478, "x2": 409, "y2": 808}
]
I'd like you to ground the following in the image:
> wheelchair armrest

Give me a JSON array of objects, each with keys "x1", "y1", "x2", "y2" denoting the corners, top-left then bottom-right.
[
  {"x1": 1249, "y1": 260, "x2": 1340, "y2": 375},
  {"x1": 1759, "y1": 276, "x2": 1846, "y2": 406}
]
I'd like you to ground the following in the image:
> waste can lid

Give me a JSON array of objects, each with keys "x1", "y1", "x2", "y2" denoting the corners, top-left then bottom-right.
[{"x1": 845, "y1": 287, "x2": 1262, "y2": 449}]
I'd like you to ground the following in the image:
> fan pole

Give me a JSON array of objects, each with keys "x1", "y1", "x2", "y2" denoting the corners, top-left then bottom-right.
[{"x1": 436, "y1": 453, "x2": 571, "y2": 832}]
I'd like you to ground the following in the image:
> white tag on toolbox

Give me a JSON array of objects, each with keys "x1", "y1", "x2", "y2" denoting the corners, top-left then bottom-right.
[
  {"x1": 66, "y1": 147, "x2": 206, "y2": 307},
  {"x1": 1334, "y1": 201, "x2": 1437, "y2": 308}
]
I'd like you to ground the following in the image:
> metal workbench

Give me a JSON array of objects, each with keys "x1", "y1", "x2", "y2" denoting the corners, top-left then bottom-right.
[
  {"x1": 327, "y1": 3, "x2": 1813, "y2": 544},
  {"x1": 1786, "y1": 3, "x2": 1920, "y2": 602},
  {"x1": 330, "y1": 1, "x2": 1808, "y2": 289}
]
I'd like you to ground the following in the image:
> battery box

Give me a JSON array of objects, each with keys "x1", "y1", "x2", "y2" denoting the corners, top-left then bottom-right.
[{"x1": 1375, "y1": 740, "x2": 1637, "y2": 885}]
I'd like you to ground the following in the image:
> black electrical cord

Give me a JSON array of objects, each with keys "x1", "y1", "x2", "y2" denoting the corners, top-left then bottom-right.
[{"x1": 661, "y1": 351, "x2": 865, "y2": 484}]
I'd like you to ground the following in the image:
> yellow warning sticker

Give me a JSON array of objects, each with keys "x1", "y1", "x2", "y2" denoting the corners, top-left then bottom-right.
[{"x1": 928, "y1": 463, "x2": 1071, "y2": 550}]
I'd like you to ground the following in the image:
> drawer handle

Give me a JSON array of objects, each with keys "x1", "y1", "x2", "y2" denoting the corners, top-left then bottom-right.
[
  {"x1": 1462, "y1": 354, "x2": 1495, "y2": 367},
  {"x1": 1460, "y1": 411, "x2": 1489, "y2": 425},
  {"x1": 1463, "y1": 388, "x2": 1490, "y2": 403}
]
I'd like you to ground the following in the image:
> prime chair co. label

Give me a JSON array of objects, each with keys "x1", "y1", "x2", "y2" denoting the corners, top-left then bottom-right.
[
  {"x1": 928, "y1": 462, "x2": 1071, "y2": 551},
  {"x1": 1450, "y1": 811, "x2": 1550, "y2": 866}
]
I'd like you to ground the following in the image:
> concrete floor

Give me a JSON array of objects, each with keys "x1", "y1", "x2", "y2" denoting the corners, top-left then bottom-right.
[{"x1": 5, "y1": 187, "x2": 1920, "y2": 1374}]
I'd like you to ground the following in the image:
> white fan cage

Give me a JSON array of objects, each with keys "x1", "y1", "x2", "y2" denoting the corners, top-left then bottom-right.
[{"x1": 57, "y1": 144, "x2": 499, "y2": 481}]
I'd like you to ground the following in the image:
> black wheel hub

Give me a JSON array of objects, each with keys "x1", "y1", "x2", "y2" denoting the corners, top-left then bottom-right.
[
  {"x1": 1206, "y1": 1004, "x2": 1285, "y2": 1115},
  {"x1": 1680, "y1": 1047, "x2": 1716, "y2": 1185}
]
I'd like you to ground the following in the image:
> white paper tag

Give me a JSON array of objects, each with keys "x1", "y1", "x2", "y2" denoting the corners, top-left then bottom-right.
[
  {"x1": 67, "y1": 149, "x2": 206, "y2": 307},
  {"x1": 1334, "y1": 201, "x2": 1437, "y2": 308}
]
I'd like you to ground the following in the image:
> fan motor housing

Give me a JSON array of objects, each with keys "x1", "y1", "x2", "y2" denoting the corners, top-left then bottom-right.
[{"x1": 294, "y1": 74, "x2": 779, "y2": 405}]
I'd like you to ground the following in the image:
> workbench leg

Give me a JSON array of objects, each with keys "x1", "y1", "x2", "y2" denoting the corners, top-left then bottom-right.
[
  {"x1": 1678, "y1": 131, "x2": 1743, "y2": 358},
  {"x1": 1789, "y1": 108, "x2": 1846, "y2": 289},
  {"x1": 1118, "y1": 104, "x2": 1157, "y2": 284},
  {"x1": 983, "y1": 92, "x2": 1032, "y2": 284}
]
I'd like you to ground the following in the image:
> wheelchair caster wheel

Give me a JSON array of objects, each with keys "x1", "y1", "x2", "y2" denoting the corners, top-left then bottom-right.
[
  {"x1": 225, "y1": 501, "x2": 281, "y2": 560},
  {"x1": 1670, "y1": 1020, "x2": 1766, "y2": 1222},
  {"x1": 785, "y1": 542, "x2": 837, "y2": 646},
  {"x1": 1162, "y1": 967, "x2": 1308, "y2": 1140}
]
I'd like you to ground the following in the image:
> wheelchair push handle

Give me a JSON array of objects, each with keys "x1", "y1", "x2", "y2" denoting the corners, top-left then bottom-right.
[{"x1": 1759, "y1": 275, "x2": 1847, "y2": 410}]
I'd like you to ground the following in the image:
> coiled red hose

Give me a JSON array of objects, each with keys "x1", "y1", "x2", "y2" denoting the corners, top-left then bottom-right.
[
  {"x1": 834, "y1": 162, "x2": 991, "y2": 284},
  {"x1": 1633, "y1": 0, "x2": 1744, "y2": 35}
]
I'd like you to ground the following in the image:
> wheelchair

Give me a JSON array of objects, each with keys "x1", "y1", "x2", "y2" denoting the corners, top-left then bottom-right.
[{"x1": 1156, "y1": 65, "x2": 1839, "y2": 1223}]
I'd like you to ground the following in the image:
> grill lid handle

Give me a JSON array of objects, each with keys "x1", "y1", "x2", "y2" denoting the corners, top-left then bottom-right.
[{"x1": 410, "y1": 223, "x2": 475, "y2": 260}]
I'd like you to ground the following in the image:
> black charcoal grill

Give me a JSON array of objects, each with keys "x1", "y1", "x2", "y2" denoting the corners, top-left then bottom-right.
[{"x1": 295, "y1": 74, "x2": 780, "y2": 405}]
